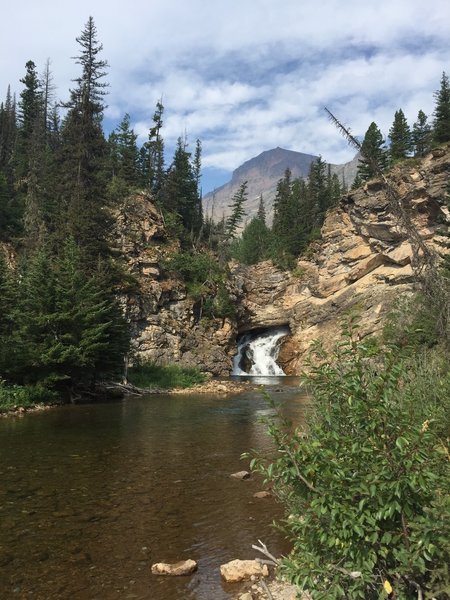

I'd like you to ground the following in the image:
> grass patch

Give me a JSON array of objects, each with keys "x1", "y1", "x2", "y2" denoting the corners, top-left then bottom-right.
[
  {"x1": 0, "y1": 382, "x2": 59, "y2": 412},
  {"x1": 127, "y1": 363, "x2": 206, "y2": 389}
]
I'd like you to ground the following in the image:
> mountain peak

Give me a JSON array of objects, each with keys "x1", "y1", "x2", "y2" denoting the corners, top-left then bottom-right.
[
  {"x1": 231, "y1": 147, "x2": 318, "y2": 184},
  {"x1": 203, "y1": 147, "x2": 358, "y2": 225}
]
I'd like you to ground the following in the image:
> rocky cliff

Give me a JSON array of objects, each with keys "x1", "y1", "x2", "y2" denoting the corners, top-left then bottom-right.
[
  {"x1": 117, "y1": 194, "x2": 237, "y2": 376},
  {"x1": 122, "y1": 146, "x2": 449, "y2": 376},
  {"x1": 233, "y1": 147, "x2": 449, "y2": 373}
]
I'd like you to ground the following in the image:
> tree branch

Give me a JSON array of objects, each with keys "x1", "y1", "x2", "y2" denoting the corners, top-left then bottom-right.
[{"x1": 252, "y1": 540, "x2": 279, "y2": 566}]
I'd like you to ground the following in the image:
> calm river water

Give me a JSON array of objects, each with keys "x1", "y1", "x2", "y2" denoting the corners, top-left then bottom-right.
[{"x1": 0, "y1": 381, "x2": 307, "y2": 600}]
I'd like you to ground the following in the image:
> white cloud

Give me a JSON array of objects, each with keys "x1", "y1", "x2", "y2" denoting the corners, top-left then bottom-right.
[{"x1": 2, "y1": 1, "x2": 450, "y2": 191}]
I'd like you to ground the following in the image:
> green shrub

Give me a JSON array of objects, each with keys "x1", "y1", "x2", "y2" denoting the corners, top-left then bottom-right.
[
  {"x1": 161, "y1": 250, "x2": 222, "y2": 286},
  {"x1": 0, "y1": 381, "x2": 59, "y2": 411},
  {"x1": 203, "y1": 282, "x2": 236, "y2": 320},
  {"x1": 161, "y1": 250, "x2": 235, "y2": 322},
  {"x1": 127, "y1": 362, "x2": 206, "y2": 389},
  {"x1": 246, "y1": 320, "x2": 450, "y2": 599}
]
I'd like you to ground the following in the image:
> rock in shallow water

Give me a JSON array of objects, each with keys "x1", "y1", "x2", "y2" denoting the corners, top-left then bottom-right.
[
  {"x1": 253, "y1": 490, "x2": 271, "y2": 498},
  {"x1": 151, "y1": 559, "x2": 197, "y2": 576},
  {"x1": 229, "y1": 470, "x2": 251, "y2": 480},
  {"x1": 220, "y1": 559, "x2": 269, "y2": 582}
]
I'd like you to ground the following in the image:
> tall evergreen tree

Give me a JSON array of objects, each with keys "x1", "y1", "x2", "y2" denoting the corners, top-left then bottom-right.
[
  {"x1": 388, "y1": 109, "x2": 412, "y2": 161},
  {"x1": 58, "y1": 17, "x2": 111, "y2": 266},
  {"x1": 256, "y1": 194, "x2": 266, "y2": 223},
  {"x1": 272, "y1": 168, "x2": 293, "y2": 237},
  {"x1": 308, "y1": 156, "x2": 328, "y2": 217},
  {"x1": 16, "y1": 60, "x2": 43, "y2": 179},
  {"x1": 225, "y1": 181, "x2": 248, "y2": 239},
  {"x1": 139, "y1": 100, "x2": 165, "y2": 194},
  {"x1": 433, "y1": 71, "x2": 450, "y2": 144},
  {"x1": 161, "y1": 137, "x2": 202, "y2": 236},
  {"x1": 0, "y1": 86, "x2": 17, "y2": 178},
  {"x1": 357, "y1": 122, "x2": 388, "y2": 181},
  {"x1": 0, "y1": 89, "x2": 18, "y2": 239},
  {"x1": 412, "y1": 110, "x2": 432, "y2": 157},
  {"x1": 110, "y1": 113, "x2": 140, "y2": 188}
]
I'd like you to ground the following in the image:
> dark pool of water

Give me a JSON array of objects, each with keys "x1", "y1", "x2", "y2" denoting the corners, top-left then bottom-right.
[{"x1": 0, "y1": 385, "x2": 308, "y2": 600}]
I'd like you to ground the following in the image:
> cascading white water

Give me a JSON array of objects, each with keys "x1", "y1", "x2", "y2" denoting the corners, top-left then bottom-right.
[{"x1": 232, "y1": 326, "x2": 289, "y2": 376}]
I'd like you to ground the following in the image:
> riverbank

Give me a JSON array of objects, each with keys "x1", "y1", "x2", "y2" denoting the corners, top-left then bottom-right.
[
  {"x1": 0, "y1": 401, "x2": 61, "y2": 418},
  {"x1": 0, "y1": 377, "x2": 262, "y2": 417}
]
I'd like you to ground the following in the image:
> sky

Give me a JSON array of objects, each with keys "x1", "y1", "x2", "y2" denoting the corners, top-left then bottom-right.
[{"x1": 1, "y1": 0, "x2": 450, "y2": 193}]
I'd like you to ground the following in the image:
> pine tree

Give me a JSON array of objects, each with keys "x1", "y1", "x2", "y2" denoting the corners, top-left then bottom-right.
[
  {"x1": 388, "y1": 109, "x2": 412, "y2": 161},
  {"x1": 161, "y1": 137, "x2": 202, "y2": 236},
  {"x1": 271, "y1": 169, "x2": 309, "y2": 264},
  {"x1": 272, "y1": 168, "x2": 293, "y2": 237},
  {"x1": 235, "y1": 217, "x2": 271, "y2": 265},
  {"x1": 308, "y1": 156, "x2": 328, "y2": 217},
  {"x1": 357, "y1": 122, "x2": 388, "y2": 181},
  {"x1": 351, "y1": 172, "x2": 364, "y2": 190},
  {"x1": 0, "y1": 86, "x2": 17, "y2": 178},
  {"x1": 412, "y1": 110, "x2": 432, "y2": 157},
  {"x1": 328, "y1": 171, "x2": 342, "y2": 207},
  {"x1": 52, "y1": 238, "x2": 129, "y2": 387},
  {"x1": 110, "y1": 113, "x2": 140, "y2": 188},
  {"x1": 139, "y1": 100, "x2": 165, "y2": 194},
  {"x1": 9, "y1": 246, "x2": 58, "y2": 385},
  {"x1": 433, "y1": 71, "x2": 450, "y2": 144},
  {"x1": 16, "y1": 60, "x2": 43, "y2": 179},
  {"x1": 8, "y1": 240, "x2": 129, "y2": 390},
  {"x1": 257, "y1": 195, "x2": 266, "y2": 224},
  {"x1": 58, "y1": 17, "x2": 111, "y2": 266},
  {"x1": 0, "y1": 89, "x2": 19, "y2": 239},
  {"x1": 226, "y1": 181, "x2": 248, "y2": 238}
]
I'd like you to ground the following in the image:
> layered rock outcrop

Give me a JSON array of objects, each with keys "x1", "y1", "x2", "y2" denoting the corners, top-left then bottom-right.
[
  {"x1": 117, "y1": 193, "x2": 236, "y2": 376},
  {"x1": 234, "y1": 147, "x2": 449, "y2": 373}
]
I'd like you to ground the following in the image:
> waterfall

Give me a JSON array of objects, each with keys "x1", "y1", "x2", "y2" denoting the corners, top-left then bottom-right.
[{"x1": 232, "y1": 326, "x2": 289, "y2": 376}]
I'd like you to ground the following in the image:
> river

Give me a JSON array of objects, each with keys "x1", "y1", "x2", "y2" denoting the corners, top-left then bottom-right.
[{"x1": 0, "y1": 381, "x2": 307, "y2": 600}]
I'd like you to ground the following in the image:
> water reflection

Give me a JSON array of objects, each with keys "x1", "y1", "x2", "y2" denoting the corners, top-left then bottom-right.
[{"x1": 0, "y1": 388, "x2": 307, "y2": 600}]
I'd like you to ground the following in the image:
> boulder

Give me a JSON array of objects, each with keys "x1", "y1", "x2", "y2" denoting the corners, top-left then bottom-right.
[
  {"x1": 151, "y1": 559, "x2": 197, "y2": 576},
  {"x1": 220, "y1": 559, "x2": 269, "y2": 582},
  {"x1": 253, "y1": 490, "x2": 271, "y2": 498},
  {"x1": 230, "y1": 471, "x2": 251, "y2": 480}
]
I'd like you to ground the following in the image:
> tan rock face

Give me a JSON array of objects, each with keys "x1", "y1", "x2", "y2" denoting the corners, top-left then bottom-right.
[
  {"x1": 117, "y1": 193, "x2": 236, "y2": 376},
  {"x1": 220, "y1": 559, "x2": 269, "y2": 582},
  {"x1": 231, "y1": 146, "x2": 449, "y2": 373}
]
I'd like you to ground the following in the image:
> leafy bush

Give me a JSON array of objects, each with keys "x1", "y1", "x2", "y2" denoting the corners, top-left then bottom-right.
[
  {"x1": 203, "y1": 282, "x2": 236, "y2": 320},
  {"x1": 161, "y1": 250, "x2": 222, "y2": 286},
  {"x1": 0, "y1": 381, "x2": 59, "y2": 411},
  {"x1": 161, "y1": 250, "x2": 235, "y2": 321},
  {"x1": 127, "y1": 362, "x2": 206, "y2": 389},
  {"x1": 246, "y1": 320, "x2": 450, "y2": 599}
]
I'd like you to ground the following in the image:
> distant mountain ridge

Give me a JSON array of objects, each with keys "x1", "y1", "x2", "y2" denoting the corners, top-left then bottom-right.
[{"x1": 203, "y1": 147, "x2": 359, "y2": 224}]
